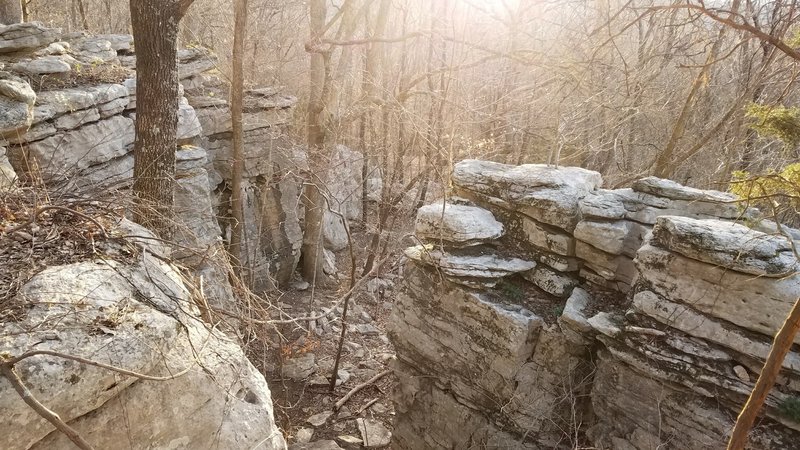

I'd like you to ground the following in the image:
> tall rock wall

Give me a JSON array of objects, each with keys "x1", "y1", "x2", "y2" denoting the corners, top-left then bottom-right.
[
  {"x1": 0, "y1": 23, "x2": 302, "y2": 300},
  {"x1": 390, "y1": 159, "x2": 800, "y2": 449}
]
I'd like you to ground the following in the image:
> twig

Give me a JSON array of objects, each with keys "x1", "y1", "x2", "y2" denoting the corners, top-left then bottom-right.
[
  {"x1": 354, "y1": 397, "x2": 379, "y2": 415},
  {"x1": 4, "y1": 350, "x2": 191, "y2": 381},
  {"x1": 0, "y1": 364, "x2": 95, "y2": 450},
  {"x1": 334, "y1": 369, "x2": 391, "y2": 411}
]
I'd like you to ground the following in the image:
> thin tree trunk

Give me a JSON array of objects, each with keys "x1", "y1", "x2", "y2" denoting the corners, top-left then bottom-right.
[
  {"x1": 301, "y1": 0, "x2": 330, "y2": 284},
  {"x1": 728, "y1": 298, "x2": 800, "y2": 449},
  {"x1": 77, "y1": 0, "x2": 89, "y2": 31},
  {"x1": 229, "y1": 0, "x2": 248, "y2": 276},
  {"x1": 130, "y1": 0, "x2": 187, "y2": 238}
]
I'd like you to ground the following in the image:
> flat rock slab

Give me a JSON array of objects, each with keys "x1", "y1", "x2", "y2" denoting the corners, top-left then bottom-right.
[
  {"x1": 416, "y1": 200, "x2": 504, "y2": 245},
  {"x1": 282, "y1": 353, "x2": 316, "y2": 380},
  {"x1": 357, "y1": 418, "x2": 392, "y2": 448},
  {"x1": 307, "y1": 411, "x2": 333, "y2": 427},
  {"x1": 633, "y1": 176, "x2": 737, "y2": 203},
  {"x1": 651, "y1": 216, "x2": 798, "y2": 277},
  {"x1": 452, "y1": 159, "x2": 602, "y2": 231},
  {"x1": 405, "y1": 245, "x2": 535, "y2": 287}
]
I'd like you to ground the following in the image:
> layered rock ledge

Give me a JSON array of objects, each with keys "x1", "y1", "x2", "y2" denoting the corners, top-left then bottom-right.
[{"x1": 390, "y1": 160, "x2": 800, "y2": 449}]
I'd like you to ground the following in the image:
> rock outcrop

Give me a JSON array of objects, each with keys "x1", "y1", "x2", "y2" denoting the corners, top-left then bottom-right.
[
  {"x1": 0, "y1": 23, "x2": 300, "y2": 299},
  {"x1": 390, "y1": 159, "x2": 800, "y2": 449},
  {"x1": 0, "y1": 219, "x2": 285, "y2": 450}
]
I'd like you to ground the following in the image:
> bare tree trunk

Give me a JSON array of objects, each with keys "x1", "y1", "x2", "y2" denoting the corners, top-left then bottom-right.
[
  {"x1": 0, "y1": 0, "x2": 22, "y2": 24},
  {"x1": 229, "y1": 0, "x2": 248, "y2": 275},
  {"x1": 301, "y1": 0, "x2": 330, "y2": 284},
  {"x1": 130, "y1": 0, "x2": 194, "y2": 238},
  {"x1": 728, "y1": 298, "x2": 800, "y2": 449},
  {"x1": 77, "y1": 0, "x2": 89, "y2": 31}
]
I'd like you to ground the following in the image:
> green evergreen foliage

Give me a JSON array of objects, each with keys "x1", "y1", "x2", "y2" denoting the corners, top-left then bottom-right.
[
  {"x1": 745, "y1": 103, "x2": 800, "y2": 148},
  {"x1": 778, "y1": 396, "x2": 800, "y2": 422}
]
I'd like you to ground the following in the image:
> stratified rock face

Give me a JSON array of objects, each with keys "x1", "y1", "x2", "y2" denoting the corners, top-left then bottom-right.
[
  {"x1": 0, "y1": 22, "x2": 58, "y2": 54},
  {"x1": 323, "y1": 144, "x2": 364, "y2": 251},
  {"x1": 184, "y1": 68, "x2": 301, "y2": 289},
  {"x1": 0, "y1": 23, "x2": 299, "y2": 293},
  {"x1": 0, "y1": 221, "x2": 285, "y2": 450},
  {"x1": 391, "y1": 160, "x2": 800, "y2": 449}
]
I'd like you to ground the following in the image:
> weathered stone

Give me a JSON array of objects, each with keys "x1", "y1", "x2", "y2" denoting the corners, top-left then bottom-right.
[
  {"x1": 71, "y1": 36, "x2": 117, "y2": 63},
  {"x1": 633, "y1": 176, "x2": 738, "y2": 203},
  {"x1": 33, "y1": 83, "x2": 128, "y2": 123},
  {"x1": 282, "y1": 354, "x2": 316, "y2": 380},
  {"x1": 574, "y1": 219, "x2": 647, "y2": 257},
  {"x1": 452, "y1": 159, "x2": 602, "y2": 231},
  {"x1": 389, "y1": 263, "x2": 544, "y2": 411},
  {"x1": 404, "y1": 245, "x2": 536, "y2": 287},
  {"x1": 635, "y1": 243, "x2": 800, "y2": 343},
  {"x1": 0, "y1": 73, "x2": 34, "y2": 137},
  {"x1": 94, "y1": 34, "x2": 133, "y2": 52},
  {"x1": 0, "y1": 22, "x2": 59, "y2": 54},
  {"x1": 324, "y1": 144, "x2": 363, "y2": 221},
  {"x1": 575, "y1": 240, "x2": 636, "y2": 285},
  {"x1": 632, "y1": 290, "x2": 800, "y2": 372},
  {"x1": 415, "y1": 200, "x2": 503, "y2": 246},
  {"x1": 559, "y1": 287, "x2": 592, "y2": 334},
  {"x1": 0, "y1": 224, "x2": 285, "y2": 450},
  {"x1": 53, "y1": 106, "x2": 99, "y2": 130},
  {"x1": 178, "y1": 47, "x2": 218, "y2": 79},
  {"x1": 651, "y1": 216, "x2": 798, "y2": 277},
  {"x1": 173, "y1": 146, "x2": 233, "y2": 310},
  {"x1": 522, "y1": 264, "x2": 577, "y2": 298},
  {"x1": 0, "y1": 145, "x2": 16, "y2": 188},
  {"x1": 307, "y1": 412, "x2": 333, "y2": 427},
  {"x1": 356, "y1": 418, "x2": 391, "y2": 448},
  {"x1": 521, "y1": 216, "x2": 575, "y2": 256},
  {"x1": 587, "y1": 312, "x2": 622, "y2": 337},
  {"x1": 580, "y1": 187, "x2": 754, "y2": 224},
  {"x1": 12, "y1": 115, "x2": 134, "y2": 180},
  {"x1": 10, "y1": 55, "x2": 74, "y2": 74},
  {"x1": 296, "y1": 428, "x2": 314, "y2": 444},
  {"x1": 206, "y1": 126, "x2": 294, "y2": 179}
]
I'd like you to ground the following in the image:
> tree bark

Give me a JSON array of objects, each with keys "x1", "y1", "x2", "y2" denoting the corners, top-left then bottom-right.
[
  {"x1": 0, "y1": 0, "x2": 22, "y2": 24},
  {"x1": 229, "y1": 0, "x2": 248, "y2": 274},
  {"x1": 728, "y1": 298, "x2": 800, "y2": 449},
  {"x1": 130, "y1": 0, "x2": 193, "y2": 238},
  {"x1": 301, "y1": 0, "x2": 330, "y2": 284}
]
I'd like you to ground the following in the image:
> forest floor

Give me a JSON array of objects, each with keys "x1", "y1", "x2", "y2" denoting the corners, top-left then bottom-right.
[{"x1": 248, "y1": 209, "x2": 415, "y2": 449}]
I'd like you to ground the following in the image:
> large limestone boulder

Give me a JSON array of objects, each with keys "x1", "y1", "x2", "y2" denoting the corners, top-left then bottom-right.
[
  {"x1": 415, "y1": 199, "x2": 504, "y2": 246},
  {"x1": 0, "y1": 220, "x2": 285, "y2": 450},
  {"x1": 452, "y1": 159, "x2": 602, "y2": 231}
]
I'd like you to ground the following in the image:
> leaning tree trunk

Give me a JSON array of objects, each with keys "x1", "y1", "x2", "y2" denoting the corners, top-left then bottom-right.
[
  {"x1": 130, "y1": 0, "x2": 189, "y2": 239},
  {"x1": 0, "y1": 0, "x2": 22, "y2": 24}
]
